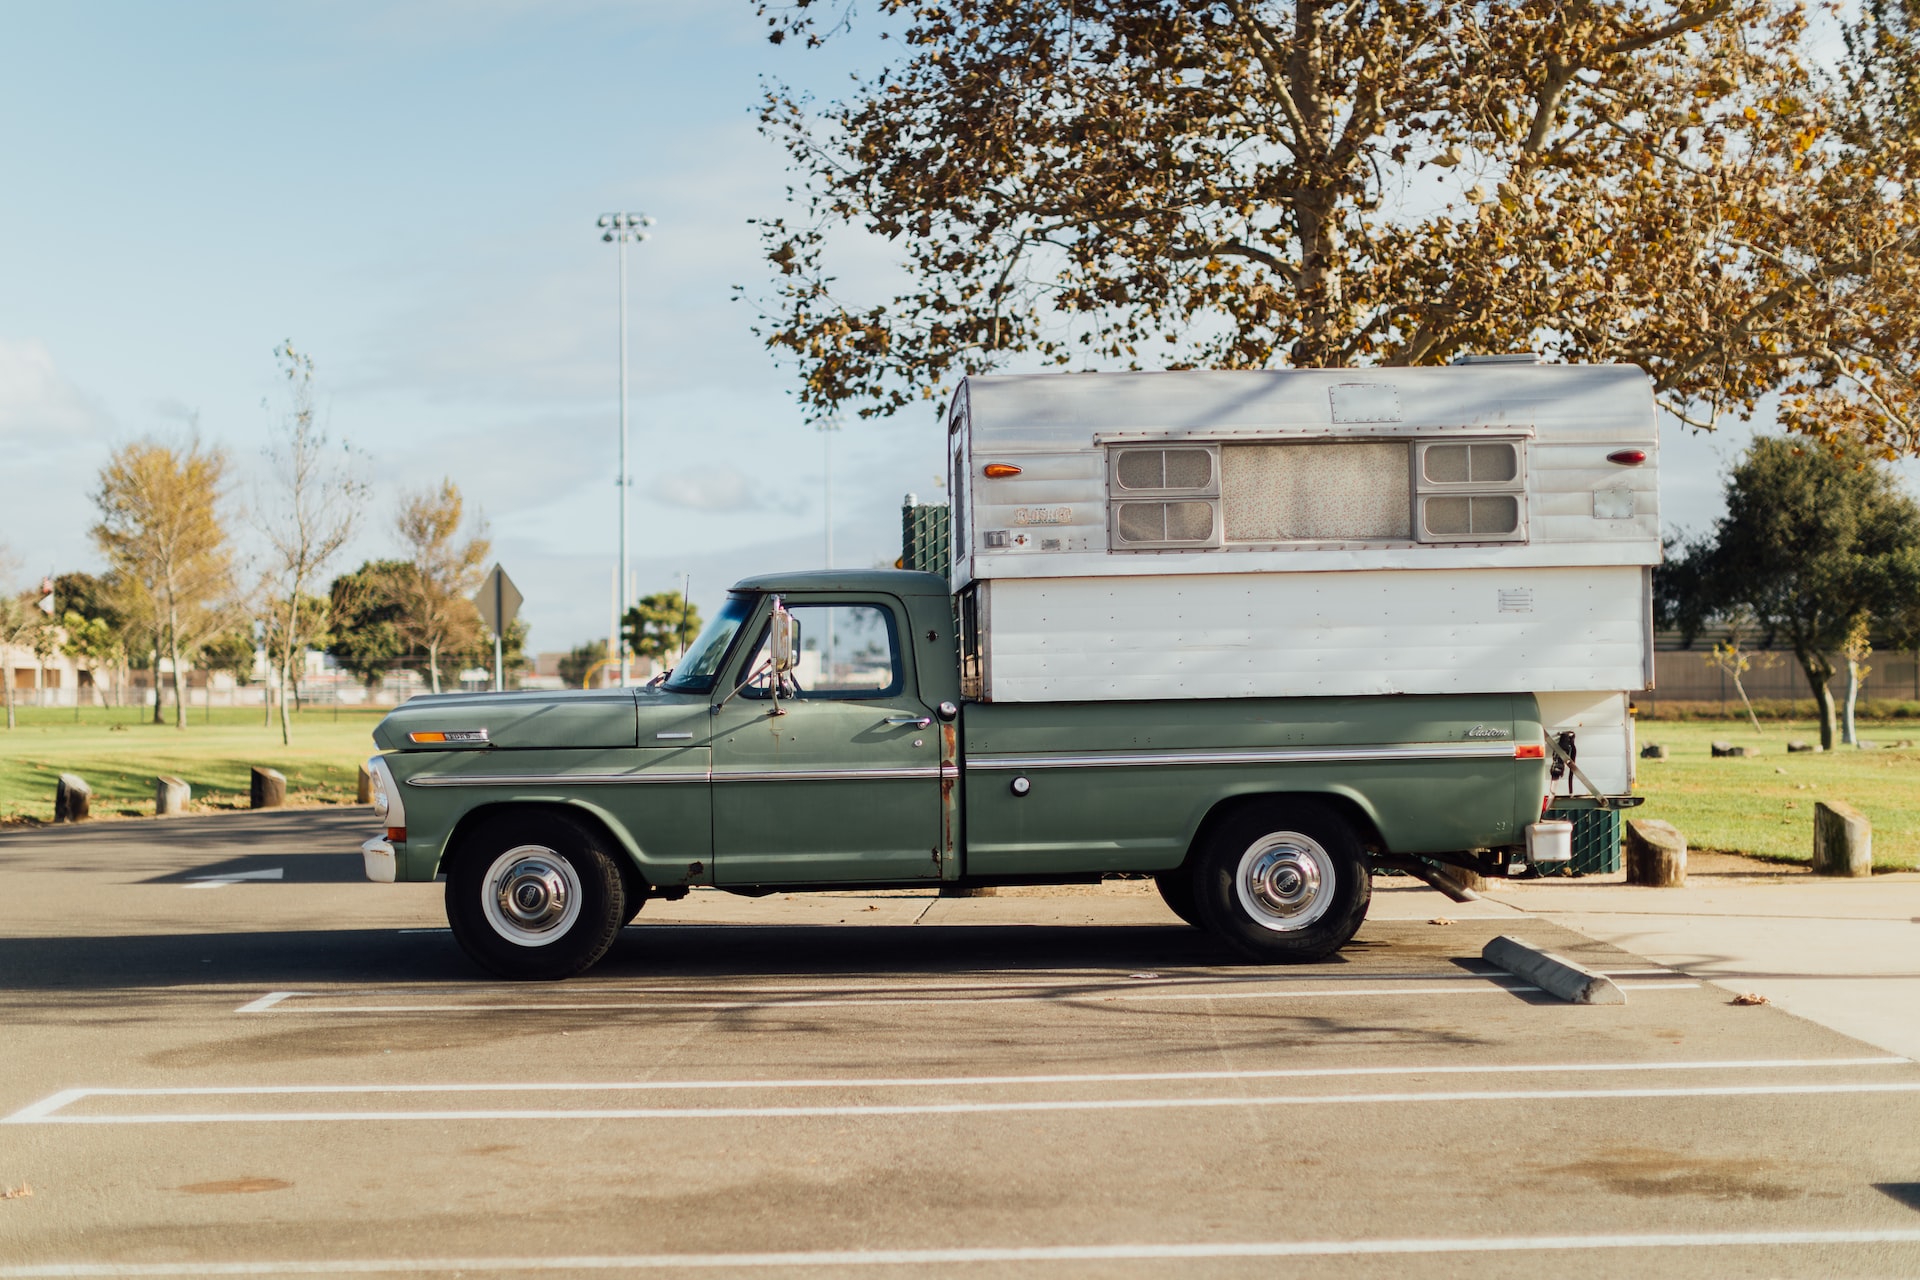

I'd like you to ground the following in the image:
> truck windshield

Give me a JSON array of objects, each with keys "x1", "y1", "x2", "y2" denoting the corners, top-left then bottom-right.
[{"x1": 662, "y1": 592, "x2": 755, "y2": 694}]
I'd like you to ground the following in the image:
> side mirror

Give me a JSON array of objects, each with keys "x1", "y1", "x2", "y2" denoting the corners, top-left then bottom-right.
[{"x1": 770, "y1": 598, "x2": 798, "y2": 674}]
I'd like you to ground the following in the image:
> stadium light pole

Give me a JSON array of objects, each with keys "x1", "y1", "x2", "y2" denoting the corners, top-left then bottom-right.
[{"x1": 598, "y1": 211, "x2": 653, "y2": 686}]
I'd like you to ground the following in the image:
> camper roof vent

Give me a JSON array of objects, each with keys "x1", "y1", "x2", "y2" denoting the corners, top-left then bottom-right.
[{"x1": 1450, "y1": 352, "x2": 1543, "y2": 365}]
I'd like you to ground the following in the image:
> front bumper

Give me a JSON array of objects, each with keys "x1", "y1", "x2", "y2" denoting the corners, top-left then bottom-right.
[{"x1": 361, "y1": 836, "x2": 397, "y2": 883}]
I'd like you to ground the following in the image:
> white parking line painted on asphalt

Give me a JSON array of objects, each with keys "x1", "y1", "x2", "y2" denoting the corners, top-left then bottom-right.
[
  {"x1": 12, "y1": 1055, "x2": 1903, "y2": 1111},
  {"x1": 11, "y1": 1076, "x2": 1920, "y2": 1126},
  {"x1": 6, "y1": 1227, "x2": 1920, "y2": 1273},
  {"x1": 185, "y1": 869, "x2": 284, "y2": 889},
  {"x1": 234, "y1": 979, "x2": 1695, "y2": 1015},
  {"x1": 235, "y1": 992, "x2": 301, "y2": 1013}
]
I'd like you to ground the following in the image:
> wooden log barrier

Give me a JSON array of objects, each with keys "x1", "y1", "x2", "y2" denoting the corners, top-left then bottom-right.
[
  {"x1": 54, "y1": 773, "x2": 91, "y2": 823},
  {"x1": 357, "y1": 763, "x2": 374, "y2": 805},
  {"x1": 250, "y1": 767, "x2": 287, "y2": 810},
  {"x1": 154, "y1": 775, "x2": 190, "y2": 817},
  {"x1": 1625, "y1": 818, "x2": 1687, "y2": 887},
  {"x1": 1812, "y1": 801, "x2": 1872, "y2": 877}
]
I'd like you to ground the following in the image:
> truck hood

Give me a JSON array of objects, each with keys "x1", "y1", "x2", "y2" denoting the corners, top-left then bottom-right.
[{"x1": 372, "y1": 687, "x2": 706, "y2": 752}]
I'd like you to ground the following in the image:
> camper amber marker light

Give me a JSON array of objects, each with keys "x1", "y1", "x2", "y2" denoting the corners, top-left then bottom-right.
[
  {"x1": 408, "y1": 729, "x2": 490, "y2": 745},
  {"x1": 982, "y1": 463, "x2": 1023, "y2": 478}
]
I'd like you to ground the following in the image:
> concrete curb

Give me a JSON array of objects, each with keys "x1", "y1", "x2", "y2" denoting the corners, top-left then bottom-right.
[{"x1": 1482, "y1": 935, "x2": 1625, "y2": 1005}]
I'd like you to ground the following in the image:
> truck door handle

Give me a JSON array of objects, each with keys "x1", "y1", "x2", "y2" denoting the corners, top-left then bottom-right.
[{"x1": 886, "y1": 716, "x2": 933, "y2": 729}]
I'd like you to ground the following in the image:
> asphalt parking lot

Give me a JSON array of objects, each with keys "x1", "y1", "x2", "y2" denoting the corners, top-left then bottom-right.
[{"x1": 3, "y1": 810, "x2": 1919, "y2": 1278}]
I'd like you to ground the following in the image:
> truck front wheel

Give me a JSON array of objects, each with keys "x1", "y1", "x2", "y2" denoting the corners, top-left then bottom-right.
[
  {"x1": 1194, "y1": 801, "x2": 1370, "y2": 963},
  {"x1": 445, "y1": 813, "x2": 627, "y2": 980}
]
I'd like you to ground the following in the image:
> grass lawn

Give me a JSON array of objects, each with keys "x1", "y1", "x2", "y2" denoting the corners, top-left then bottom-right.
[
  {"x1": 0, "y1": 706, "x2": 384, "y2": 823},
  {"x1": 1632, "y1": 717, "x2": 1920, "y2": 872}
]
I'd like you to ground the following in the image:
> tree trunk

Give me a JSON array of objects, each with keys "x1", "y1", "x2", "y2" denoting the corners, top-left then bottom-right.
[
  {"x1": 1843, "y1": 657, "x2": 1862, "y2": 747},
  {"x1": 4, "y1": 662, "x2": 14, "y2": 729},
  {"x1": 1810, "y1": 673, "x2": 1837, "y2": 751},
  {"x1": 1733, "y1": 674, "x2": 1760, "y2": 733},
  {"x1": 428, "y1": 642, "x2": 442, "y2": 695},
  {"x1": 278, "y1": 623, "x2": 295, "y2": 748},
  {"x1": 169, "y1": 620, "x2": 188, "y2": 731},
  {"x1": 151, "y1": 644, "x2": 164, "y2": 726}
]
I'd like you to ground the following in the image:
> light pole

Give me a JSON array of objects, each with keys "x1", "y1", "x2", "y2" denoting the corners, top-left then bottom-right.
[
  {"x1": 598, "y1": 210, "x2": 653, "y2": 686},
  {"x1": 819, "y1": 415, "x2": 842, "y2": 679},
  {"x1": 819, "y1": 414, "x2": 843, "y2": 572}
]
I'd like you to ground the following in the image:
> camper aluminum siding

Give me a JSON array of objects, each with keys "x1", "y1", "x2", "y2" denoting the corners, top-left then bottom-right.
[{"x1": 949, "y1": 366, "x2": 1660, "y2": 713}]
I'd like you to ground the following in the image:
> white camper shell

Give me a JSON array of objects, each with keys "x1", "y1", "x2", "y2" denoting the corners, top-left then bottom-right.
[{"x1": 946, "y1": 364, "x2": 1659, "y2": 796}]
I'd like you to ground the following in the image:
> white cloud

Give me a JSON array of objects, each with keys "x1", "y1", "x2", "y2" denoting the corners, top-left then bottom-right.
[
  {"x1": 647, "y1": 463, "x2": 805, "y2": 515},
  {"x1": 0, "y1": 340, "x2": 116, "y2": 580},
  {"x1": 0, "y1": 338, "x2": 109, "y2": 449}
]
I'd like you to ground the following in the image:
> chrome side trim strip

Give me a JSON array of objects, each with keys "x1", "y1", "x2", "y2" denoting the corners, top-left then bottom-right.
[
  {"x1": 407, "y1": 766, "x2": 946, "y2": 788},
  {"x1": 965, "y1": 742, "x2": 1515, "y2": 771},
  {"x1": 714, "y1": 767, "x2": 944, "y2": 784},
  {"x1": 407, "y1": 772, "x2": 710, "y2": 788}
]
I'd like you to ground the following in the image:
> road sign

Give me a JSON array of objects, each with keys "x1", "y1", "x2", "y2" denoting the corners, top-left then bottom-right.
[
  {"x1": 473, "y1": 566, "x2": 523, "y2": 694},
  {"x1": 473, "y1": 566, "x2": 522, "y2": 635}
]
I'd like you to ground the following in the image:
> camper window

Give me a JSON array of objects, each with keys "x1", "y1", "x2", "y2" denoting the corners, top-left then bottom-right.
[
  {"x1": 1105, "y1": 435, "x2": 1528, "y2": 551},
  {"x1": 1413, "y1": 438, "x2": 1526, "y2": 542},
  {"x1": 1108, "y1": 445, "x2": 1223, "y2": 549},
  {"x1": 1220, "y1": 442, "x2": 1411, "y2": 542}
]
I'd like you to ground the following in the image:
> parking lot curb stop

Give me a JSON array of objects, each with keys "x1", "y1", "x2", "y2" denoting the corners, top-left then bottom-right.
[{"x1": 1482, "y1": 935, "x2": 1626, "y2": 1005}]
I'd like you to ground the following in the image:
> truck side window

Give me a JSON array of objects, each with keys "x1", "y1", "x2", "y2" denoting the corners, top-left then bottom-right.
[{"x1": 742, "y1": 603, "x2": 904, "y2": 699}]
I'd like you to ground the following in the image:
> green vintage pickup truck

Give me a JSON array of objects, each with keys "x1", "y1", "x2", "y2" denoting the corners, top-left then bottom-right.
[{"x1": 364, "y1": 568, "x2": 1555, "y2": 980}]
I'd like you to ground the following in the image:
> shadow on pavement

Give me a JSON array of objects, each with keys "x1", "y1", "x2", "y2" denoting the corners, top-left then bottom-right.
[
  {"x1": 0, "y1": 920, "x2": 1383, "y2": 994},
  {"x1": 1878, "y1": 1183, "x2": 1920, "y2": 1213},
  {"x1": 0, "y1": 808, "x2": 370, "y2": 853},
  {"x1": 140, "y1": 852, "x2": 368, "y2": 884}
]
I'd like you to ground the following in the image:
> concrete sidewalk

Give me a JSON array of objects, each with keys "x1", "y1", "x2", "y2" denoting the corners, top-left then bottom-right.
[
  {"x1": 636, "y1": 863, "x2": 1920, "y2": 1058},
  {"x1": 1404, "y1": 861, "x2": 1920, "y2": 1060}
]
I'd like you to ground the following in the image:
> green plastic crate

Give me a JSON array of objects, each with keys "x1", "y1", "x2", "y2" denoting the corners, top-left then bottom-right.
[
  {"x1": 1539, "y1": 804, "x2": 1623, "y2": 876},
  {"x1": 901, "y1": 502, "x2": 952, "y2": 578}
]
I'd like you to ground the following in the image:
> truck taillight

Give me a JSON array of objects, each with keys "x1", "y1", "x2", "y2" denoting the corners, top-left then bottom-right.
[
  {"x1": 1514, "y1": 744, "x2": 1545, "y2": 759},
  {"x1": 386, "y1": 827, "x2": 406, "y2": 842}
]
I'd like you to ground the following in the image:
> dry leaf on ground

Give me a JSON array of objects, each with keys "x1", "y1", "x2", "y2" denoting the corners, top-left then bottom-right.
[
  {"x1": 1429, "y1": 917, "x2": 1456, "y2": 926},
  {"x1": 1731, "y1": 992, "x2": 1771, "y2": 1006},
  {"x1": 1, "y1": 1183, "x2": 31, "y2": 1200}
]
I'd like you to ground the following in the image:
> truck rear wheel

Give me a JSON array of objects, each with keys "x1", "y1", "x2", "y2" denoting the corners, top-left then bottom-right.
[
  {"x1": 1193, "y1": 801, "x2": 1370, "y2": 963},
  {"x1": 445, "y1": 813, "x2": 626, "y2": 980}
]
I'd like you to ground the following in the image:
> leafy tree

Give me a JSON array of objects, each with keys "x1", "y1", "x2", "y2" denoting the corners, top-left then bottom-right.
[
  {"x1": 622, "y1": 591, "x2": 703, "y2": 668},
  {"x1": 1660, "y1": 438, "x2": 1920, "y2": 750},
  {"x1": 255, "y1": 342, "x2": 367, "y2": 744},
  {"x1": 199, "y1": 629, "x2": 259, "y2": 685},
  {"x1": 91, "y1": 438, "x2": 237, "y2": 729},
  {"x1": 558, "y1": 640, "x2": 608, "y2": 689},
  {"x1": 60, "y1": 611, "x2": 122, "y2": 709},
  {"x1": 327, "y1": 560, "x2": 415, "y2": 688},
  {"x1": 387, "y1": 480, "x2": 490, "y2": 695},
  {"x1": 751, "y1": 2, "x2": 1919, "y2": 451},
  {"x1": 262, "y1": 592, "x2": 334, "y2": 710},
  {"x1": 0, "y1": 596, "x2": 45, "y2": 731}
]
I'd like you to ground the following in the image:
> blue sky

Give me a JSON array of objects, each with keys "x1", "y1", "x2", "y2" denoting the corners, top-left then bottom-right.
[
  {"x1": 0, "y1": 1, "x2": 936, "y2": 653},
  {"x1": 0, "y1": 1, "x2": 1855, "y2": 654}
]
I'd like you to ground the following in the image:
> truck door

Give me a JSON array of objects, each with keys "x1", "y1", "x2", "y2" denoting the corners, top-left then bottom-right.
[{"x1": 711, "y1": 596, "x2": 944, "y2": 884}]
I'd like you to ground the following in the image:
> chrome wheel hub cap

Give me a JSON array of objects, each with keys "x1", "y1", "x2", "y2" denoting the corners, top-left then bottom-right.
[
  {"x1": 481, "y1": 846, "x2": 582, "y2": 947},
  {"x1": 1234, "y1": 834, "x2": 1336, "y2": 933}
]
